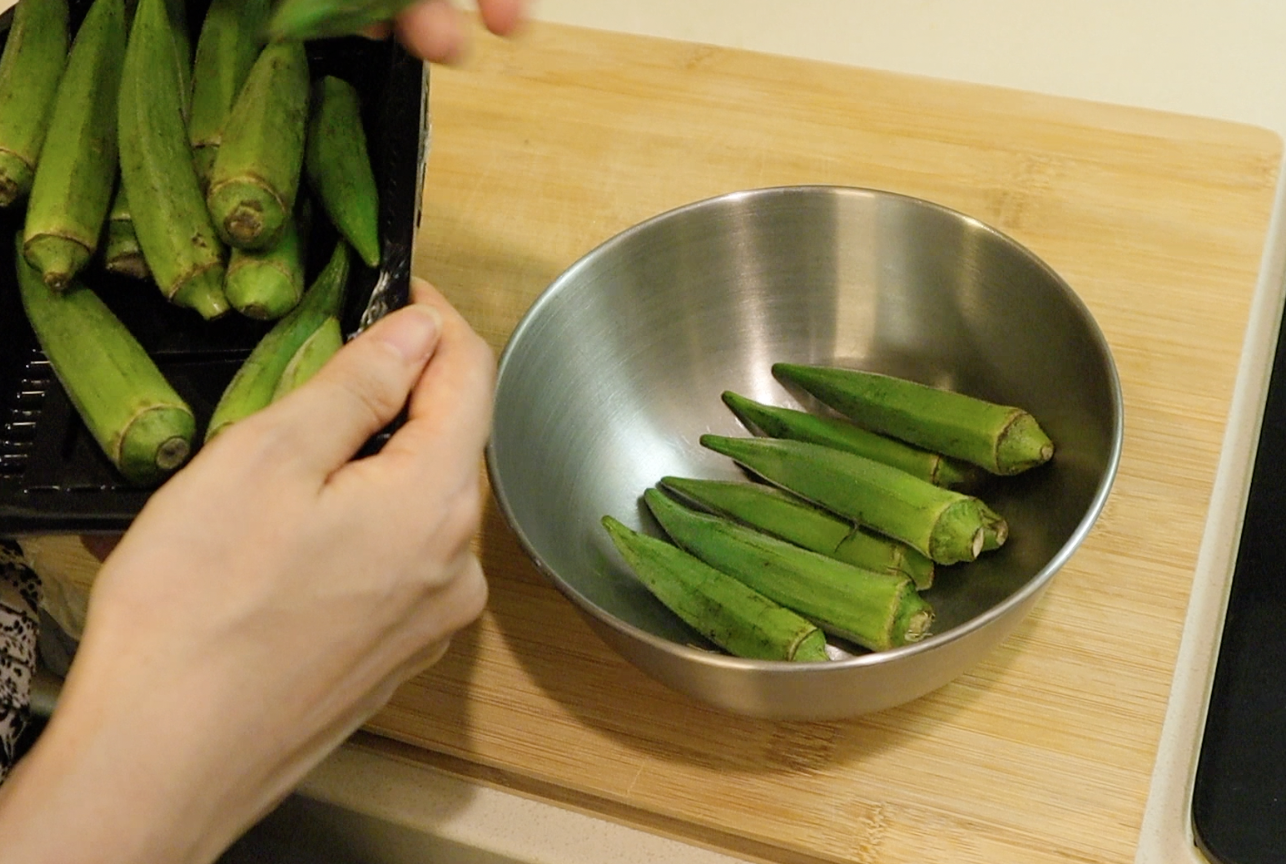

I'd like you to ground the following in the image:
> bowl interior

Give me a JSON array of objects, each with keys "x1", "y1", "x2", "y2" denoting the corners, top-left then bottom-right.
[{"x1": 489, "y1": 186, "x2": 1120, "y2": 653}]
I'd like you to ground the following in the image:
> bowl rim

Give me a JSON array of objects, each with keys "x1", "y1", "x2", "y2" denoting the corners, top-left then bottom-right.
[{"x1": 485, "y1": 183, "x2": 1125, "y2": 674}]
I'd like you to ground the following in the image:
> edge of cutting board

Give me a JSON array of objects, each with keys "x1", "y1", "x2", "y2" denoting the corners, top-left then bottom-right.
[{"x1": 1134, "y1": 167, "x2": 1286, "y2": 862}]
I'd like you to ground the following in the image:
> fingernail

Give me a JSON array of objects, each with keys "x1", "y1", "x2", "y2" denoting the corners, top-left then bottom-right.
[{"x1": 378, "y1": 305, "x2": 442, "y2": 362}]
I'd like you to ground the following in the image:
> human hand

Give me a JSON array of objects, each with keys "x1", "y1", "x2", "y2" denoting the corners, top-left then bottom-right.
[
  {"x1": 0, "y1": 278, "x2": 495, "y2": 864},
  {"x1": 386, "y1": 0, "x2": 528, "y2": 65}
]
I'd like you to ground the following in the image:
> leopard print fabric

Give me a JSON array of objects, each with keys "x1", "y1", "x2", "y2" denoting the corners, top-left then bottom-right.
[{"x1": 0, "y1": 539, "x2": 40, "y2": 782}]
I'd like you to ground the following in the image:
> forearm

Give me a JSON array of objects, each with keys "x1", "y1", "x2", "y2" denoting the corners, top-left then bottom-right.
[
  {"x1": 0, "y1": 611, "x2": 355, "y2": 864},
  {"x1": 0, "y1": 643, "x2": 265, "y2": 863}
]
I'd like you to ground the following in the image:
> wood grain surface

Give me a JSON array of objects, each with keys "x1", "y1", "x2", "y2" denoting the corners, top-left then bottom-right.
[
  {"x1": 20, "y1": 18, "x2": 1282, "y2": 864},
  {"x1": 368, "y1": 20, "x2": 1282, "y2": 864}
]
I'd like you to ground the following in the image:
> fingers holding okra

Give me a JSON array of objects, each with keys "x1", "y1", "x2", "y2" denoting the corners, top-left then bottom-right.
[{"x1": 601, "y1": 368, "x2": 1053, "y2": 663}]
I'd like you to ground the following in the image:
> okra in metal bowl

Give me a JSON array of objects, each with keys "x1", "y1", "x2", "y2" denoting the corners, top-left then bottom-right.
[{"x1": 487, "y1": 185, "x2": 1123, "y2": 720}]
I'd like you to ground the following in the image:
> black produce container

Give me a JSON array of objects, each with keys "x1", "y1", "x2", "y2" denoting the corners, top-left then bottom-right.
[{"x1": 0, "y1": 0, "x2": 429, "y2": 534}]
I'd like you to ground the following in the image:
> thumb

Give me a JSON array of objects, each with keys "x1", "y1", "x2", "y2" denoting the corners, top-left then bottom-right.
[{"x1": 268, "y1": 303, "x2": 444, "y2": 477}]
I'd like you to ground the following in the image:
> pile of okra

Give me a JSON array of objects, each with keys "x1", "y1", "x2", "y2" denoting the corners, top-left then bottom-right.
[
  {"x1": 0, "y1": 0, "x2": 382, "y2": 486},
  {"x1": 603, "y1": 363, "x2": 1055, "y2": 662}
]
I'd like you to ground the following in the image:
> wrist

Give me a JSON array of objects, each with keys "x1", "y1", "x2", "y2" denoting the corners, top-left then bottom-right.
[{"x1": 0, "y1": 613, "x2": 313, "y2": 864}]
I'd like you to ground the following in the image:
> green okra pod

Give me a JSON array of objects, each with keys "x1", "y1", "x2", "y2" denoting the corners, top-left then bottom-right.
[
  {"x1": 15, "y1": 232, "x2": 195, "y2": 486},
  {"x1": 224, "y1": 203, "x2": 308, "y2": 320},
  {"x1": 721, "y1": 390, "x2": 977, "y2": 489},
  {"x1": 271, "y1": 316, "x2": 343, "y2": 401},
  {"x1": 188, "y1": 0, "x2": 271, "y2": 189},
  {"x1": 164, "y1": 0, "x2": 191, "y2": 119},
  {"x1": 118, "y1": 0, "x2": 228, "y2": 319},
  {"x1": 206, "y1": 240, "x2": 350, "y2": 441},
  {"x1": 700, "y1": 434, "x2": 989, "y2": 566},
  {"x1": 643, "y1": 488, "x2": 933, "y2": 652},
  {"x1": 658, "y1": 476, "x2": 935, "y2": 590},
  {"x1": 206, "y1": 40, "x2": 310, "y2": 250},
  {"x1": 305, "y1": 75, "x2": 380, "y2": 268},
  {"x1": 267, "y1": 0, "x2": 412, "y2": 41},
  {"x1": 602, "y1": 516, "x2": 830, "y2": 662},
  {"x1": 976, "y1": 500, "x2": 1008, "y2": 552},
  {"x1": 22, "y1": 0, "x2": 128, "y2": 291},
  {"x1": 103, "y1": 183, "x2": 150, "y2": 280},
  {"x1": 773, "y1": 363, "x2": 1055, "y2": 476},
  {"x1": 0, "y1": 0, "x2": 69, "y2": 207}
]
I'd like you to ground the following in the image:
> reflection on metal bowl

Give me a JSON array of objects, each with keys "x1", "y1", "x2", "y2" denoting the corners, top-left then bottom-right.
[{"x1": 487, "y1": 185, "x2": 1123, "y2": 720}]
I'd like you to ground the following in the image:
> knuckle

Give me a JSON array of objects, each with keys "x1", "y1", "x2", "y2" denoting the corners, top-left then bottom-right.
[
  {"x1": 455, "y1": 557, "x2": 489, "y2": 621},
  {"x1": 205, "y1": 408, "x2": 299, "y2": 470},
  {"x1": 422, "y1": 555, "x2": 489, "y2": 638},
  {"x1": 441, "y1": 482, "x2": 485, "y2": 551},
  {"x1": 321, "y1": 353, "x2": 410, "y2": 430}
]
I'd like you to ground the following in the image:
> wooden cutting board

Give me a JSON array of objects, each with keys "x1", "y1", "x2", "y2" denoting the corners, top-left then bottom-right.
[
  {"x1": 19, "y1": 17, "x2": 1281, "y2": 864},
  {"x1": 359, "y1": 19, "x2": 1284, "y2": 864}
]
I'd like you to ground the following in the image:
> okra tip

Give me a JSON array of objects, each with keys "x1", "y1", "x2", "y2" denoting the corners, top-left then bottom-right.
[
  {"x1": 354, "y1": 241, "x2": 380, "y2": 270},
  {"x1": 641, "y1": 484, "x2": 671, "y2": 513},
  {"x1": 769, "y1": 361, "x2": 809, "y2": 384},
  {"x1": 995, "y1": 411, "x2": 1055, "y2": 475},
  {"x1": 720, "y1": 389, "x2": 752, "y2": 412},
  {"x1": 23, "y1": 235, "x2": 92, "y2": 293},
  {"x1": 657, "y1": 474, "x2": 728, "y2": 504},
  {"x1": 601, "y1": 515, "x2": 646, "y2": 550},
  {"x1": 719, "y1": 390, "x2": 776, "y2": 434},
  {"x1": 173, "y1": 265, "x2": 231, "y2": 321},
  {"x1": 698, "y1": 432, "x2": 733, "y2": 454},
  {"x1": 226, "y1": 260, "x2": 303, "y2": 321}
]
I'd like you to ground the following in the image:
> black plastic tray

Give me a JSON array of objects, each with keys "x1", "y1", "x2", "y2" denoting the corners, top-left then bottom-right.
[
  {"x1": 0, "y1": 0, "x2": 427, "y2": 534},
  {"x1": 1190, "y1": 294, "x2": 1286, "y2": 862}
]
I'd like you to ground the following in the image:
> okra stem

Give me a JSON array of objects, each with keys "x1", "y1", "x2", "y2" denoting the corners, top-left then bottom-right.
[{"x1": 976, "y1": 500, "x2": 1009, "y2": 551}]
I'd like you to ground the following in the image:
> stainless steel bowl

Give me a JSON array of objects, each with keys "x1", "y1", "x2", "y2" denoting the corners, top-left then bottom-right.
[{"x1": 487, "y1": 185, "x2": 1123, "y2": 720}]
